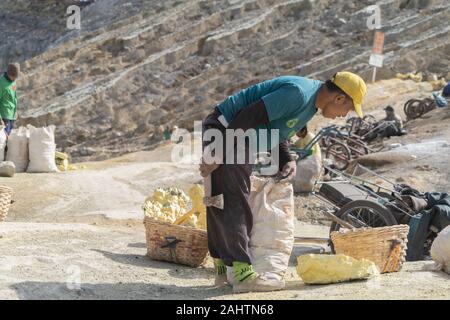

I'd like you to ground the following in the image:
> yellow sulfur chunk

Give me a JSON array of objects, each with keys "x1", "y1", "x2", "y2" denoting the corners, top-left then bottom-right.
[
  {"x1": 56, "y1": 158, "x2": 69, "y2": 171},
  {"x1": 296, "y1": 254, "x2": 379, "y2": 285},
  {"x1": 396, "y1": 72, "x2": 423, "y2": 82},
  {"x1": 143, "y1": 187, "x2": 190, "y2": 224},
  {"x1": 55, "y1": 151, "x2": 69, "y2": 160},
  {"x1": 142, "y1": 186, "x2": 207, "y2": 229},
  {"x1": 187, "y1": 184, "x2": 206, "y2": 230},
  {"x1": 181, "y1": 214, "x2": 198, "y2": 228}
]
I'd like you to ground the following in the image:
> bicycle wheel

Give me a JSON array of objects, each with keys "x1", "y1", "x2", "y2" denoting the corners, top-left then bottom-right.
[
  {"x1": 346, "y1": 138, "x2": 369, "y2": 157},
  {"x1": 329, "y1": 199, "x2": 398, "y2": 235},
  {"x1": 422, "y1": 98, "x2": 436, "y2": 113},
  {"x1": 325, "y1": 142, "x2": 351, "y2": 171},
  {"x1": 403, "y1": 99, "x2": 416, "y2": 115},
  {"x1": 405, "y1": 99, "x2": 424, "y2": 119}
]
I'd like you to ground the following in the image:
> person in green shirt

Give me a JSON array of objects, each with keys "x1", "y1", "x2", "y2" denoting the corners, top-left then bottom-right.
[
  {"x1": 0, "y1": 63, "x2": 20, "y2": 135},
  {"x1": 200, "y1": 71, "x2": 367, "y2": 293}
]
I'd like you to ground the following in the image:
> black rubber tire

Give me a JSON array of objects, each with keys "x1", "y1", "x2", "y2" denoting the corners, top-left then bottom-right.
[
  {"x1": 403, "y1": 99, "x2": 416, "y2": 115},
  {"x1": 325, "y1": 141, "x2": 351, "y2": 171},
  {"x1": 329, "y1": 199, "x2": 398, "y2": 235},
  {"x1": 405, "y1": 99, "x2": 425, "y2": 119},
  {"x1": 422, "y1": 98, "x2": 436, "y2": 113}
]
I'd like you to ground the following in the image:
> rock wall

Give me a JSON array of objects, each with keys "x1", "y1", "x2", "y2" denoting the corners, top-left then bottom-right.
[{"x1": 0, "y1": 0, "x2": 448, "y2": 161}]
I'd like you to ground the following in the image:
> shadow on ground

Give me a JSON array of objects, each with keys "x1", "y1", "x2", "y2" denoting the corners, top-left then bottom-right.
[
  {"x1": 9, "y1": 281, "x2": 229, "y2": 300},
  {"x1": 92, "y1": 249, "x2": 214, "y2": 280}
]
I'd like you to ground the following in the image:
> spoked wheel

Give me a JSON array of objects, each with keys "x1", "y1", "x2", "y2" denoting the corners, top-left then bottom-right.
[
  {"x1": 362, "y1": 115, "x2": 377, "y2": 126},
  {"x1": 346, "y1": 117, "x2": 362, "y2": 134},
  {"x1": 346, "y1": 138, "x2": 369, "y2": 157},
  {"x1": 329, "y1": 199, "x2": 398, "y2": 241},
  {"x1": 405, "y1": 99, "x2": 424, "y2": 119},
  {"x1": 354, "y1": 116, "x2": 375, "y2": 136},
  {"x1": 403, "y1": 99, "x2": 415, "y2": 115},
  {"x1": 325, "y1": 141, "x2": 351, "y2": 171},
  {"x1": 422, "y1": 98, "x2": 436, "y2": 113}
]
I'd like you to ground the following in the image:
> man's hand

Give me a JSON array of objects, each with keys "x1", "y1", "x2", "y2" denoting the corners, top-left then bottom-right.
[
  {"x1": 199, "y1": 158, "x2": 220, "y2": 177},
  {"x1": 280, "y1": 160, "x2": 297, "y2": 181}
]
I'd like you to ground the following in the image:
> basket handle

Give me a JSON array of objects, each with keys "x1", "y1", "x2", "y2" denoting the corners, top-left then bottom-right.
[
  {"x1": 160, "y1": 236, "x2": 183, "y2": 249},
  {"x1": 161, "y1": 236, "x2": 183, "y2": 264}
]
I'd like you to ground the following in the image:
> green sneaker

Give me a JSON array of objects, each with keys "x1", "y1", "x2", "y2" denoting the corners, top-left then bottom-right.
[
  {"x1": 214, "y1": 259, "x2": 229, "y2": 287},
  {"x1": 232, "y1": 261, "x2": 257, "y2": 282}
]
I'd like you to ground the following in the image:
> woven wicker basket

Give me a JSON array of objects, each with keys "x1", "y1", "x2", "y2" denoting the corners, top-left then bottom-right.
[
  {"x1": 331, "y1": 225, "x2": 409, "y2": 273},
  {"x1": 0, "y1": 186, "x2": 13, "y2": 222},
  {"x1": 143, "y1": 216, "x2": 209, "y2": 267}
]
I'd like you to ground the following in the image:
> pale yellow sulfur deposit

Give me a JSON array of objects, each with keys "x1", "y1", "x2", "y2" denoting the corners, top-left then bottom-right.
[
  {"x1": 296, "y1": 254, "x2": 379, "y2": 285},
  {"x1": 143, "y1": 187, "x2": 189, "y2": 223},
  {"x1": 396, "y1": 72, "x2": 423, "y2": 82},
  {"x1": 55, "y1": 151, "x2": 70, "y2": 171},
  {"x1": 188, "y1": 184, "x2": 206, "y2": 230},
  {"x1": 142, "y1": 186, "x2": 206, "y2": 229}
]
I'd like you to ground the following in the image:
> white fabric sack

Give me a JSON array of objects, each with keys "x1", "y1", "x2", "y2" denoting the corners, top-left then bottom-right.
[
  {"x1": 6, "y1": 126, "x2": 29, "y2": 172},
  {"x1": 0, "y1": 161, "x2": 15, "y2": 177},
  {"x1": 431, "y1": 225, "x2": 450, "y2": 275},
  {"x1": 27, "y1": 125, "x2": 59, "y2": 173},
  {"x1": 227, "y1": 176, "x2": 295, "y2": 287},
  {"x1": 293, "y1": 155, "x2": 322, "y2": 193},
  {"x1": 0, "y1": 126, "x2": 7, "y2": 161}
]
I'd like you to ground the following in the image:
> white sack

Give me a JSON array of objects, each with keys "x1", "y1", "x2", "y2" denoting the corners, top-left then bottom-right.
[
  {"x1": 6, "y1": 126, "x2": 29, "y2": 172},
  {"x1": 27, "y1": 125, "x2": 59, "y2": 173},
  {"x1": 227, "y1": 176, "x2": 295, "y2": 287},
  {"x1": 431, "y1": 225, "x2": 450, "y2": 274},
  {"x1": 0, "y1": 126, "x2": 7, "y2": 161},
  {"x1": 293, "y1": 155, "x2": 322, "y2": 193}
]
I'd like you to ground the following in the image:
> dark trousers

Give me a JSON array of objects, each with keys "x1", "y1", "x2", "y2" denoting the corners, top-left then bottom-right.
[{"x1": 202, "y1": 108, "x2": 253, "y2": 266}]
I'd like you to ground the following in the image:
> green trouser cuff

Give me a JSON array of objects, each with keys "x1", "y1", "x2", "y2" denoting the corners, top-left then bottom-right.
[
  {"x1": 214, "y1": 259, "x2": 226, "y2": 275},
  {"x1": 233, "y1": 261, "x2": 257, "y2": 282}
]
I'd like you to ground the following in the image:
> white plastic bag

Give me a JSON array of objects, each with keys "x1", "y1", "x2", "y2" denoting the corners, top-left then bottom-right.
[
  {"x1": 27, "y1": 125, "x2": 59, "y2": 173},
  {"x1": 293, "y1": 155, "x2": 322, "y2": 193},
  {"x1": 431, "y1": 225, "x2": 450, "y2": 274},
  {"x1": 0, "y1": 126, "x2": 7, "y2": 161},
  {"x1": 226, "y1": 176, "x2": 295, "y2": 287},
  {"x1": 6, "y1": 126, "x2": 29, "y2": 172}
]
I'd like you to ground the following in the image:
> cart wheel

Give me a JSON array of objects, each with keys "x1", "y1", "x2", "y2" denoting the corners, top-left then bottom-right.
[
  {"x1": 422, "y1": 98, "x2": 436, "y2": 113},
  {"x1": 362, "y1": 115, "x2": 377, "y2": 125},
  {"x1": 403, "y1": 99, "x2": 415, "y2": 115},
  {"x1": 325, "y1": 142, "x2": 351, "y2": 171},
  {"x1": 329, "y1": 199, "x2": 398, "y2": 236},
  {"x1": 346, "y1": 139, "x2": 369, "y2": 157},
  {"x1": 405, "y1": 99, "x2": 424, "y2": 119},
  {"x1": 345, "y1": 117, "x2": 361, "y2": 134}
]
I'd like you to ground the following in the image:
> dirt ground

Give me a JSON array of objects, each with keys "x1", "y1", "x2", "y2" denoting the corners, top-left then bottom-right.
[
  {"x1": 1, "y1": 79, "x2": 450, "y2": 300},
  {"x1": 1, "y1": 221, "x2": 449, "y2": 300}
]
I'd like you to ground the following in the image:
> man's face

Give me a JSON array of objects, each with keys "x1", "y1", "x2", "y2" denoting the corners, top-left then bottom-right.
[
  {"x1": 7, "y1": 73, "x2": 17, "y2": 82},
  {"x1": 321, "y1": 93, "x2": 354, "y2": 119}
]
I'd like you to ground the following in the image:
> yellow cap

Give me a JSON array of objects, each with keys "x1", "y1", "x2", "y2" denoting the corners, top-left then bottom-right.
[{"x1": 332, "y1": 71, "x2": 367, "y2": 118}]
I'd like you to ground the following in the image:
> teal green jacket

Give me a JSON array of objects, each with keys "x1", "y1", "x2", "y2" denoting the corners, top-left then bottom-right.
[{"x1": 0, "y1": 73, "x2": 18, "y2": 120}]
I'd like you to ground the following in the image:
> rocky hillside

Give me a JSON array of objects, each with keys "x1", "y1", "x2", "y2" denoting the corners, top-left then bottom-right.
[{"x1": 1, "y1": 0, "x2": 449, "y2": 161}]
